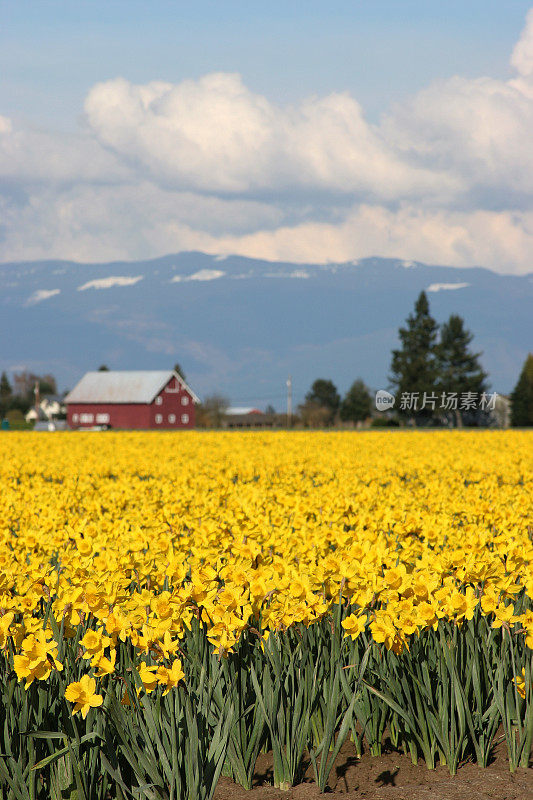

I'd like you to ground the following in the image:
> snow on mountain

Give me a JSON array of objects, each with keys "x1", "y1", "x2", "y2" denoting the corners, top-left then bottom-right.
[
  {"x1": 427, "y1": 282, "x2": 470, "y2": 292},
  {"x1": 264, "y1": 269, "x2": 310, "y2": 279},
  {"x1": 25, "y1": 288, "x2": 61, "y2": 306},
  {"x1": 1, "y1": 252, "x2": 531, "y2": 405},
  {"x1": 78, "y1": 275, "x2": 144, "y2": 291},
  {"x1": 171, "y1": 269, "x2": 225, "y2": 282}
]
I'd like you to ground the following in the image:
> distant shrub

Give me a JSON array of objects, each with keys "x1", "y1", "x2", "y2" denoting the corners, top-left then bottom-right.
[
  {"x1": 370, "y1": 416, "x2": 400, "y2": 428},
  {"x1": 6, "y1": 409, "x2": 25, "y2": 424}
]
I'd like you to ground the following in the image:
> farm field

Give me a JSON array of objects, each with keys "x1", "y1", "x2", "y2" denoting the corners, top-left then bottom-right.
[{"x1": 0, "y1": 430, "x2": 532, "y2": 799}]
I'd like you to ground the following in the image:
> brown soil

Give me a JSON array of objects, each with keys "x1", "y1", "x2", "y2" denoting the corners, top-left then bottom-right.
[{"x1": 214, "y1": 739, "x2": 533, "y2": 800}]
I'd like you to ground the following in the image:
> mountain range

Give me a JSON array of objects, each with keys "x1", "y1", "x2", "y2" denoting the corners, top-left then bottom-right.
[{"x1": 1, "y1": 252, "x2": 531, "y2": 407}]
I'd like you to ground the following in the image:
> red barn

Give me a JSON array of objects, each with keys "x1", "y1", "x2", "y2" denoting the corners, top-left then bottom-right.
[{"x1": 65, "y1": 370, "x2": 199, "y2": 430}]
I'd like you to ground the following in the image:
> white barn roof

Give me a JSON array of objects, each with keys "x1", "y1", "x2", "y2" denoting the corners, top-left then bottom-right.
[{"x1": 65, "y1": 371, "x2": 199, "y2": 405}]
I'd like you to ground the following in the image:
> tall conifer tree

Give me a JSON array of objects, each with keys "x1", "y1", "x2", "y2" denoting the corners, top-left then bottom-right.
[
  {"x1": 510, "y1": 354, "x2": 533, "y2": 427},
  {"x1": 389, "y1": 292, "x2": 438, "y2": 424},
  {"x1": 0, "y1": 371, "x2": 12, "y2": 416},
  {"x1": 436, "y1": 315, "x2": 488, "y2": 426},
  {"x1": 340, "y1": 379, "x2": 372, "y2": 423}
]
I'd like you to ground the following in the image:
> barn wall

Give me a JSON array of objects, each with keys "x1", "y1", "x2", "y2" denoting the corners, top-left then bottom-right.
[
  {"x1": 67, "y1": 375, "x2": 197, "y2": 430},
  {"x1": 67, "y1": 403, "x2": 151, "y2": 430},
  {"x1": 149, "y1": 377, "x2": 195, "y2": 429}
]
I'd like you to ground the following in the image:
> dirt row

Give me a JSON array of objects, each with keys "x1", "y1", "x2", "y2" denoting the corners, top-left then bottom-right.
[{"x1": 214, "y1": 740, "x2": 533, "y2": 800}]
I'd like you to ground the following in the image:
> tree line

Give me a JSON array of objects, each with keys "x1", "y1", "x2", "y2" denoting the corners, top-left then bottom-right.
[
  {"x1": 1, "y1": 298, "x2": 532, "y2": 427},
  {"x1": 0, "y1": 371, "x2": 59, "y2": 423},
  {"x1": 297, "y1": 291, "x2": 533, "y2": 428}
]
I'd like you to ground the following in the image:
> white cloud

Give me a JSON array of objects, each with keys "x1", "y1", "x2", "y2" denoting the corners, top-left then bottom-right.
[
  {"x1": 0, "y1": 119, "x2": 130, "y2": 185},
  {"x1": 78, "y1": 275, "x2": 143, "y2": 291},
  {"x1": 427, "y1": 282, "x2": 470, "y2": 292},
  {"x1": 1, "y1": 10, "x2": 533, "y2": 275},
  {"x1": 0, "y1": 116, "x2": 12, "y2": 135},
  {"x1": 511, "y1": 8, "x2": 533, "y2": 79},
  {"x1": 383, "y1": 76, "x2": 533, "y2": 201},
  {"x1": 382, "y1": 11, "x2": 533, "y2": 204},
  {"x1": 2, "y1": 182, "x2": 533, "y2": 273},
  {"x1": 84, "y1": 73, "x2": 455, "y2": 200},
  {"x1": 200, "y1": 205, "x2": 533, "y2": 274},
  {"x1": 0, "y1": 183, "x2": 281, "y2": 263},
  {"x1": 25, "y1": 289, "x2": 60, "y2": 306}
]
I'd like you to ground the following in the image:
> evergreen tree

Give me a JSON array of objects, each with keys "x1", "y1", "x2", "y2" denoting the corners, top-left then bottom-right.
[
  {"x1": 436, "y1": 315, "x2": 488, "y2": 426},
  {"x1": 173, "y1": 363, "x2": 186, "y2": 381},
  {"x1": 98, "y1": 364, "x2": 109, "y2": 371},
  {"x1": 389, "y1": 292, "x2": 439, "y2": 424},
  {"x1": 305, "y1": 379, "x2": 340, "y2": 425},
  {"x1": 510, "y1": 354, "x2": 533, "y2": 427},
  {"x1": 37, "y1": 374, "x2": 57, "y2": 395},
  {"x1": 0, "y1": 371, "x2": 12, "y2": 401},
  {"x1": 12, "y1": 371, "x2": 56, "y2": 406},
  {"x1": 340, "y1": 379, "x2": 372, "y2": 423},
  {"x1": 0, "y1": 371, "x2": 12, "y2": 416}
]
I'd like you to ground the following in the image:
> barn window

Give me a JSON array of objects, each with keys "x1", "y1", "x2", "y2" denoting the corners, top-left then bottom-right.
[
  {"x1": 168, "y1": 414, "x2": 176, "y2": 424},
  {"x1": 80, "y1": 413, "x2": 94, "y2": 424},
  {"x1": 181, "y1": 396, "x2": 189, "y2": 406},
  {"x1": 72, "y1": 413, "x2": 79, "y2": 422},
  {"x1": 155, "y1": 414, "x2": 163, "y2": 424},
  {"x1": 155, "y1": 396, "x2": 163, "y2": 405},
  {"x1": 96, "y1": 413, "x2": 110, "y2": 424},
  {"x1": 181, "y1": 414, "x2": 189, "y2": 424},
  {"x1": 165, "y1": 380, "x2": 179, "y2": 393}
]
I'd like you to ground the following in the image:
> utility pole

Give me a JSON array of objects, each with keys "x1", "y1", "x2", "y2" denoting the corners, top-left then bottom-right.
[
  {"x1": 34, "y1": 380, "x2": 40, "y2": 419},
  {"x1": 286, "y1": 375, "x2": 292, "y2": 428}
]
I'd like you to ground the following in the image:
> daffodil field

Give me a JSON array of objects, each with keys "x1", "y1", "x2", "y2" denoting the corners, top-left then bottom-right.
[{"x1": 1, "y1": 430, "x2": 532, "y2": 799}]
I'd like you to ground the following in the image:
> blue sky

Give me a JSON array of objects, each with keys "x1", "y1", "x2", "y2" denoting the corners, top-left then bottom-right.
[
  {"x1": 2, "y1": 1, "x2": 530, "y2": 127},
  {"x1": 1, "y1": 1, "x2": 533, "y2": 272}
]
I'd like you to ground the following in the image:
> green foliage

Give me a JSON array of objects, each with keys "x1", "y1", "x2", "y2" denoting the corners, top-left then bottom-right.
[
  {"x1": 340, "y1": 379, "x2": 372, "y2": 424},
  {"x1": 0, "y1": 371, "x2": 12, "y2": 398},
  {"x1": 308, "y1": 603, "x2": 370, "y2": 791},
  {"x1": 4, "y1": 409, "x2": 33, "y2": 429},
  {"x1": 362, "y1": 612, "x2": 532, "y2": 775},
  {"x1": 390, "y1": 292, "x2": 439, "y2": 422},
  {"x1": 494, "y1": 626, "x2": 533, "y2": 771},
  {"x1": 1, "y1": 593, "x2": 531, "y2": 798},
  {"x1": 3, "y1": 371, "x2": 58, "y2": 415},
  {"x1": 105, "y1": 659, "x2": 233, "y2": 800},
  {"x1": 370, "y1": 416, "x2": 400, "y2": 428},
  {"x1": 218, "y1": 635, "x2": 266, "y2": 790},
  {"x1": 305, "y1": 379, "x2": 340, "y2": 413},
  {"x1": 303, "y1": 379, "x2": 340, "y2": 427},
  {"x1": 344, "y1": 635, "x2": 389, "y2": 757},
  {"x1": 196, "y1": 395, "x2": 229, "y2": 428},
  {"x1": 173, "y1": 364, "x2": 186, "y2": 382},
  {"x1": 390, "y1": 293, "x2": 491, "y2": 426},
  {"x1": 250, "y1": 634, "x2": 315, "y2": 789},
  {"x1": 510, "y1": 353, "x2": 533, "y2": 427},
  {"x1": 297, "y1": 400, "x2": 332, "y2": 429},
  {"x1": 0, "y1": 604, "x2": 114, "y2": 800},
  {"x1": 0, "y1": 371, "x2": 12, "y2": 417},
  {"x1": 436, "y1": 315, "x2": 488, "y2": 426}
]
